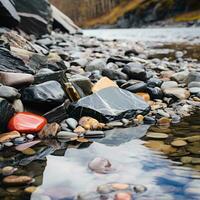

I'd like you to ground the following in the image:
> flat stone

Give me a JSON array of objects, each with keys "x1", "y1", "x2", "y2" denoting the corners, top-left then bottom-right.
[
  {"x1": 102, "y1": 69, "x2": 128, "y2": 80},
  {"x1": 3, "y1": 175, "x2": 33, "y2": 186},
  {"x1": 114, "y1": 192, "x2": 132, "y2": 200},
  {"x1": 74, "y1": 126, "x2": 86, "y2": 134},
  {"x1": 189, "y1": 87, "x2": 200, "y2": 94},
  {"x1": 163, "y1": 88, "x2": 190, "y2": 100},
  {"x1": 181, "y1": 156, "x2": 192, "y2": 164},
  {"x1": 2, "y1": 166, "x2": 17, "y2": 176},
  {"x1": 56, "y1": 131, "x2": 78, "y2": 139},
  {"x1": 161, "y1": 81, "x2": 178, "y2": 90},
  {"x1": 187, "y1": 71, "x2": 200, "y2": 84},
  {"x1": 171, "y1": 140, "x2": 187, "y2": 147},
  {"x1": 0, "y1": 131, "x2": 20, "y2": 143},
  {"x1": 188, "y1": 81, "x2": 200, "y2": 88},
  {"x1": 186, "y1": 135, "x2": 200, "y2": 142},
  {"x1": 92, "y1": 77, "x2": 118, "y2": 93},
  {"x1": 0, "y1": 85, "x2": 21, "y2": 101},
  {"x1": 107, "y1": 121, "x2": 123, "y2": 128},
  {"x1": 146, "y1": 132, "x2": 169, "y2": 139},
  {"x1": 84, "y1": 131, "x2": 105, "y2": 138},
  {"x1": 26, "y1": 134, "x2": 34, "y2": 140},
  {"x1": 21, "y1": 148, "x2": 36, "y2": 155},
  {"x1": 8, "y1": 112, "x2": 47, "y2": 133},
  {"x1": 126, "y1": 82, "x2": 147, "y2": 93},
  {"x1": 0, "y1": 72, "x2": 34, "y2": 87},
  {"x1": 15, "y1": 140, "x2": 41, "y2": 151},
  {"x1": 24, "y1": 186, "x2": 37, "y2": 193},
  {"x1": 4, "y1": 142, "x2": 13, "y2": 147}
]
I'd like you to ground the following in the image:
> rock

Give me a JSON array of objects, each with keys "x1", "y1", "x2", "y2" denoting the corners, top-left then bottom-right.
[
  {"x1": 15, "y1": 140, "x2": 41, "y2": 151},
  {"x1": 114, "y1": 192, "x2": 132, "y2": 200},
  {"x1": 189, "y1": 87, "x2": 200, "y2": 94},
  {"x1": 0, "y1": 98, "x2": 15, "y2": 133},
  {"x1": 8, "y1": 112, "x2": 47, "y2": 133},
  {"x1": 84, "y1": 131, "x2": 105, "y2": 138},
  {"x1": 70, "y1": 87, "x2": 150, "y2": 122},
  {"x1": 24, "y1": 186, "x2": 37, "y2": 193},
  {"x1": 107, "y1": 56, "x2": 132, "y2": 64},
  {"x1": 147, "y1": 77, "x2": 163, "y2": 88},
  {"x1": 26, "y1": 134, "x2": 34, "y2": 140},
  {"x1": 112, "y1": 183, "x2": 129, "y2": 190},
  {"x1": 0, "y1": 131, "x2": 20, "y2": 143},
  {"x1": 161, "y1": 81, "x2": 178, "y2": 90},
  {"x1": 21, "y1": 81, "x2": 66, "y2": 106},
  {"x1": 0, "y1": 85, "x2": 21, "y2": 101},
  {"x1": 79, "y1": 117, "x2": 105, "y2": 130},
  {"x1": 163, "y1": 88, "x2": 190, "y2": 100},
  {"x1": 188, "y1": 81, "x2": 200, "y2": 88},
  {"x1": 185, "y1": 135, "x2": 200, "y2": 143},
  {"x1": 4, "y1": 142, "x2": 13, "y2": 147},
  {"x1": 157, "y1": 117, "x2": 172, "y2": 126},
  {"x1": 187, "y1": 71, "x2": 200, "y2": 84},
  {"x1": 56, "y1": 131, "x2": 77, "y2": 140},
  {"x1": 171, "y1": 71, "x2": 189, "y2": 83},
  {"x1": 13, "y1": 0, "x2": 52, "y2": 37},
  {"x1": 14, "y1": 136, "x2": 25, "y2": 144},
  {"x1": 74, "y1": 126, "x2": 86, "y2": 134},
  {"x1": 122, "y1": 63, "x2": 147, "y2": 81},
  {"x1": 0, "y1": 0, "x2": 20, "y2": 28},
  {"x1": 92, "y1": 77, "x2": 118, "y2": 93},
  {"x1": 66, "y1": 118, "x2": 78, "y2": 130},
  {"x1": 181, "y1": 156, "x2": 192, "y2": 164},
  {"x1": 38, "y1": 123, "x2": 60, "y2": 139},
  {"x1": 187, "y1": 145, "x2": 200, "y2": 155},
  {"x1": 146, "y1": 132, "x2": 169, "y2": 139},
  {"x1": 2, "y1": 166, "x2": 17, "y2": 176},
  {"x1": 0, "y1": 48, "x2": 34, "y2": 74},
  {"x1": 102, "y1": 69, "x2": 128, "y2": 80},
  {"x1": 69, "y1": 74, "x2": 93, "y2": 95},
  {"x1": 136, "y1": 92, "x2": 150, "y2": 102},
  {"x1": 85, "y1": 59, "x2": 106, "y2": 72},
  {"x1": 12, "y1": 99, "x2": 24, "y2": 113},
  {"x1": 3, "y1": 175, "x2": 33, "y2": 186},
  {"x1": 107, "y1": 121, "x2": 123, "y2": 128},
  {"x1": 144, "y1": 116, "x2": 156, "y2": 124},
  {"x1": 126, "y1": 82, "x2": 147, "y2": 93},
  {"x1": 171, "y1": 140, "x2": 187, "y2": 147},
  {"x1": 136, "y1": 114, "x2": 144, "y2": 123},
  {"x1": 0, "y1": 72, "x2": 34, "y2": 87},
  {"x1": 88, "y1": 157, "x2": 114, "y2": 174},
  {"x1": 147, "y1": 87, "x2": 163, "y2": 99}
]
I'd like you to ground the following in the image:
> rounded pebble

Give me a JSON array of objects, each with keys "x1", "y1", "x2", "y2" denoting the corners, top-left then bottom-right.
[
  {"x1": 171, "y1": 140, "x2": 187, "y2": 147},
  {"x1": 146, "y1": 132, "x2": 169, "y2": 139}
]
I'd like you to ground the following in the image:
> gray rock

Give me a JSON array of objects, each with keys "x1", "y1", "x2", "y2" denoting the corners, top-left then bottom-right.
[
  {"x1": 12, "y1": 99, "x2": 24, "y2": 112},
  {"x1": 171, "y1": 71, "x2": 189, "y2": 83},
  {"x1": 188, "y1": 81, "x2": 200, "y2": 88},
  {"x1": 4, "y1": 142, "x2": 13, "y2": 147},
  {"x1": 175, "y1": 51, "x2": 184, "y2": 58},
  {"x1": 66, "y1": 118, "x2": 78, "y2": 130},
  {"x1": 163, "y1": 88, "x2": 190, "y2": 100},
  {"x1": 84, "y1": 131, "x2": 105, "y2": 138},
  {"x1": 102, "y1": 69, "x2": 128, "y2": 80},
  {"x1": 85, "y1": 59, "x2": 106, "y2": 72},
  {"x1": 26, "y1": 134, "x2": 34, "y2": 140},
  {"x1": 189, "y1": 87, "x2": 200, "y2": 94},
  {"x1": 57, "y1": 131, "x2": 77, "y2": 139},
  {"x1": 188, "y1": 72, "x2": 200, "y2": 84},
  {"x1": 37, "y1": 68, "x2": 54, "y2": 75},
  {"x1": 0, "y1": 85, "x2": 20, "y2": 101},
  {"x1": 161, "y1": 81, "x2": 178, "y2": 90}
]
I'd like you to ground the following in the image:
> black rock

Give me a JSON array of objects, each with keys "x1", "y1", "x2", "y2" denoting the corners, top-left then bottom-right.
[
  {"x1": 107, "y1": 56, "x2": 132, "y2": 64},
  {"x1": 144, "y1": 116, "x2": 156, "y2": 124},
  {"x1": 126, "y1": 82, "x2": 147, "y2": 93},
  {"x1": 0, "y1": 0, "x2": 20, "y2": 28},
  {"x1": 0, "y1": 48, "x2": 34, "y2": 74},
  {"x1": 0, "y1": 98, "x2": 15, "y2": 133},
  {"x1": 122, "y1": 64, "x2": 147, "y2": 81},
  {"x1": 13, "y1": 0, "x2": 52, "y2": 37},
  {"x1": 102, "y1": 69, "x2": 128, "y2": 80},
  {"x1": 21, "y1": 81, "x2": 67, "y2": 106},
  {"x1": 147, "y1": 77, "x2": 163, "y2": 88},
  {"x1": 116, "y1": 79, "x2": 127, "y2": 87},
  {"x1": 69, "y1": 87, "x2": 150, "y2": 122},
  {"x1": 147, "y1": 87, "x2": 163, "y2": 99}
]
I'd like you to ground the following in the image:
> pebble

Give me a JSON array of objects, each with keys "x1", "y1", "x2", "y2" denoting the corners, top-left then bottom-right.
[
  {"x1": 136, "y1": 115, "x2": 144, "y2": 123},
  {"x1": 66, "y1": 118, "x2": 78, "y2": 130},
  {"x1": 21, "y1": 148, "x2": 36, "y2": 155},
  {"x1": 189, "y1": 87, "x2": 200, "y2": 94},
  {"x1": 171, "y1": 140, "x2": 187, "y2": 147},
  {"x1": 114, "y1": 192, "x2": 132, "y2": 200},
  {"x1": 57, "y1": 131, "x2": 78, "y2": 140},
  {"x1": 3, "y1": 175, "x2": 33, "y2": 186},
  {"x1": 181, "y1": 156, "x2": 192, "y2": 164},
  {"x1": 107, "y1": 121, "x2": 123, "y2": 128},
  {"x1": 146, "y1": 132, "x2": 169, "y2": 139},
  {"x1": 24, "y1": 186, "x2": 37, "y2": 193},
  {"x1": 136, "y1": 92, "x2": 150, "y2": 101},
  {"x1": 161, "y1": 81, "x2": 178, "y2": 90},
  {"x1": 4, "y1": 142, "x2": 14, "y2": 147},
  {"x1": 0, "y1": 131, "x2": 21, "y2": 143},
  {"x1": 158, "y1": 117, "x2": 172, "y2": 126},
  {"x1": 12, "y1": 99, "x2": 24, "y2": 113},
  {"x1": 84, "y1": 131, "x2": 105, "y2": 138},
  {"x1": 112, "y1": 183, "x2": 129, "y2": 190},
  {"x1": 2, "y1": 166, "x2": 17, "y2": 176},
  {"x1": 26, "y1": 134, "x2": 35, "y2": 140},
  {"x1": 74, "y1": 126, "x2": 86, "y2": 134},
  {"x1": 14, "y1": 136, "x2": 25, "y2": 144},
  {"x1": 185, "y1": 135, "x2": 200, "y2": 142},
  {"x1": 134, "y1": 185, "x2": 147, "y2": 193}
]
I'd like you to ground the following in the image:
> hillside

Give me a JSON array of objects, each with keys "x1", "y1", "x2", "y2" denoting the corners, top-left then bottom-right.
[{"x1": 50, "y1": 0, "x2": 200, "y2": 28}]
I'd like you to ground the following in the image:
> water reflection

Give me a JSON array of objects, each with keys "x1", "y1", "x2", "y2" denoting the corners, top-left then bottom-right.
[{"x1": 32, "y1": 131, "x2": 200, "y2": 200}]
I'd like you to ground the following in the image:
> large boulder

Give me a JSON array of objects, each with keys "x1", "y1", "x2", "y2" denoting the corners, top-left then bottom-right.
[
  {"x1": 13, "y1": 0, "x2": 52, "y2": 37},
  {"x1": 0, "y1": 0, "x2": 20, "y2": 28},
  {"x1": 69, "y1": 87, "x2": 150, "y2": 122}
]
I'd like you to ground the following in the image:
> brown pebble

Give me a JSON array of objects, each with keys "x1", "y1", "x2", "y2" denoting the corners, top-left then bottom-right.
[
  {"x1": 24, "y1": 186, "x2": 37, "y2": 193},
  {"x1": 112, "y1": 183, "x2": 129, "y2": 190},
  {"x1": 3, "y1": 175, "x2": 33, "y2": 186},
  {"x1": 171, "y1": 140, "x2": 187, "y2": 147},
  {"x1": 0, "y1": 131, "x2": 20, "y2": 143},
  {"x1": 115, "y1": 192, "x2": 132, "y2": 200},
  {"x1": 74, "y1": 126, "x2": 86, "y2": 134},
  {"x1": 158, "y1": 117, "x2": 172, "y2": 126}
]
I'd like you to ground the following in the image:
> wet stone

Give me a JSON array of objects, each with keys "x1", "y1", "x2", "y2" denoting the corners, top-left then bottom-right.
[
  {"x1": 114, "y1": 192, "x2": 132, "y2": 200},
  {"x1": 107, "y1": 121, "x2": 123, "y2": 128},
  {"x1": 125, "y1": 82, "x2": 147, "y2": 93},
  {"x1": 102, "y1": 69, "x2": 128, "y2": 80},
  {"x1": 4, "y1": 142, "x2": 14, "y2": 147},
  {"x1": 24, "y1": 186, "x2": 37, "y2": 193},
  {"x1": 85, "y1": 59, "x2": 106, "y2": 72},
  {"x1": 79, "y1": 117, "x2": 104, "y2": 130},
  {"x1": 2, "y1": 166, "x2": 17, "y2": 176},
  {"x1": 84, "y1": 130, "x2": 105, "y2": 138},
  {"x1": 147, "y1": 77, "x2": 163, "y2": 88},
  {"x1": 12, "y1": 99, "x2": 24, "y2": 113},
  {"x1": 26, "y1": 134, "x2": 34, "y2": 140},
  {"x1": 181, "y1": 156, "x2": 192, "y2": 164},
  {"x1": 3, "y1": 175, "x2": 33, "y2": 186},
  {"x1": 163, "y1": 88, "x2": 190, "y2": 100},
  {"x1": 146, "y1": 132, "x2": 169, "y2": 139},
  {"x1": 147, "y1": 87, "x2": 163, "y2": 99},
  {"x1": 14, "y1": 137, "x2": 25, "y2": 144}
]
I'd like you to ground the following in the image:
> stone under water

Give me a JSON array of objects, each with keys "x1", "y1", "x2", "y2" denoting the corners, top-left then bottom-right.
[{"x1": 69, "y1": 87, "x2": 150, "y2": 122}]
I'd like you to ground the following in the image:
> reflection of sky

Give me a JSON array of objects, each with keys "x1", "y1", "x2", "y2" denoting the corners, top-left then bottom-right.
[{"x1": 31, "y1": 132, "x2": 200, "y2": 200}]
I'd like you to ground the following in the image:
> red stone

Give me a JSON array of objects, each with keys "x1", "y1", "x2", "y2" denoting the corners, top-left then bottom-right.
[{"x1": 8, "y1": 112, "x2": 47, "y2": 133}]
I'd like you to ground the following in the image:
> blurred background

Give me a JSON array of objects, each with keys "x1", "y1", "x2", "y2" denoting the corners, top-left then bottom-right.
[{"x1": 50, "y1": 0, "x2": 200, "y2": 28}]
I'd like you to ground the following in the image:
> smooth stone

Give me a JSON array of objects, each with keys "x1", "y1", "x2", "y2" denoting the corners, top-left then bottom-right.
[
  {"x1": 134, "y1": 185, "x2": 147, "y2": 193},
  {"x1": 2, "y1": 166, "x2": 17, "y2": 176},
  {"x1": 84, "y1": 131, "x2": 105, "y2": 138},
  {"x1": 0, "y1": 85, "x2": 20, "y2": 101},
  {"x1": 191, "y1": 158, "x2": 200, "y2": 164},
  {"x1": 0, "y1": 72, "x2": 34, "y2": 87},
  {"x1": 161, "y1": 81, "x2": 178, "y2": 90},
  {"x1": 189, "y1": 87, "x2": 200, "y2": 94},
  {"x1": 88, "y1": 157, "x2": 113, "y2": 174},
  {"x1": 147, "y1": 77, "x2": 162, "y2": 88},
  {"x1": 38, "y1": 122, "x2": 60, "y2": 139},
  {"x1": 175, "y1": 51, "x2": 184, "y2": 58},
  {"x1": 102, "y1": 69, "x2": 128, "y2": 80},
  {"x1": 106, "y1": 62, "x2": 119, "y2": 70},
  {"x1": 37, "y1": 68, "x2": 54, "y2": 75},
  {"x1": 56, "y1": 131, "x2": 78, "y2": 139},
  {"x1": 146, "y1": 132, "x2": 169, "y2": 139},
  {"x1": 181, "y1": 156, "x2": 192, "y2": 164},
  {"x1": 171, "y1": 140, "x2": 187, "y2": 147},
  {"x1": 4, "y1": 142, "x2": 14, "y2": 147},
  {"x1": 136, "y1": 92, "x2": 150, "y2": 102},
  {"x1": 114, "y1": 192, "x2": 132, "y2": 200},
  {"x1": 26, "y1": 134, "x2": 34, "y2": 140},
  {"x1": 8, "y1": 112, "x2": 47, "y2": 133},
  {"x1": 171, "y1": 71, "x2": 189, "y2": 83},
  {"x1": 3, "y1": 175, "x2": 33, "y2": 186},
  {"x1": 14, "y1": 137, "x2": 25, "y2": 144},
  {"x1": 71, "y1": 58, "x2": 88, "y2": 67},
  {"x1": 85, "y1": 59, "x2": 106, "y2": 72},
  {"x1": 126, "y1": 82, "x2": 147, "y2": 93},
  {"x1": 24, "y1": 186, "x2": 37, "y2": 193},
  {"x1": 92, "y1": 77, "x2": 118, "y2": 93},
  {"x1": 188, "y1": 81, "x2": 200, "y2": 88},
  {"x1": 21, "y1": 81, "x2": 66, "y2": 106},
  {"x1": 21, "y1": 148, "x2": 36, "y2": 155},
  {"x1": 163, "y1": 88, "x2": 190, "y2": 100},
  {"x1": 66, "y1": 118, "x2": 78, "y2": 130},
  {"x1": 157, "y1": 109, "x2": 170, "y2": 118},
  {"x1": 147, "y1": 87, "x2": 163, "y2": 99},
  {"x1": 112, "y1": 183, "x2": 129, "y2": 190},
  {"x1": 187, "y1": 145, "x2": 200, "y2": 155},
  {"x1": 15, "y1": 140, "x2": 41, "y2": 151},
  {"x1": 187, "y1": 72, "x2": 200, "y2": 84},
  {"x1": 144, "y1": 116, "x2": 156, "y2": 124},
  {"x1": 79, "y1": 117, "x2": 104, "y2": 130},
  {"x1": 12, "y1": 99, "x2": 24, "y2": 112},
  {"x1": 121, "y1": 118, "x2": 130, "y2": 125},
  {"x1": 107, "y1": 121, "x2": 123, "y2": 128},
  {"x1": 0, "y1": 131, "x2": 20, "y2": 143}
]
